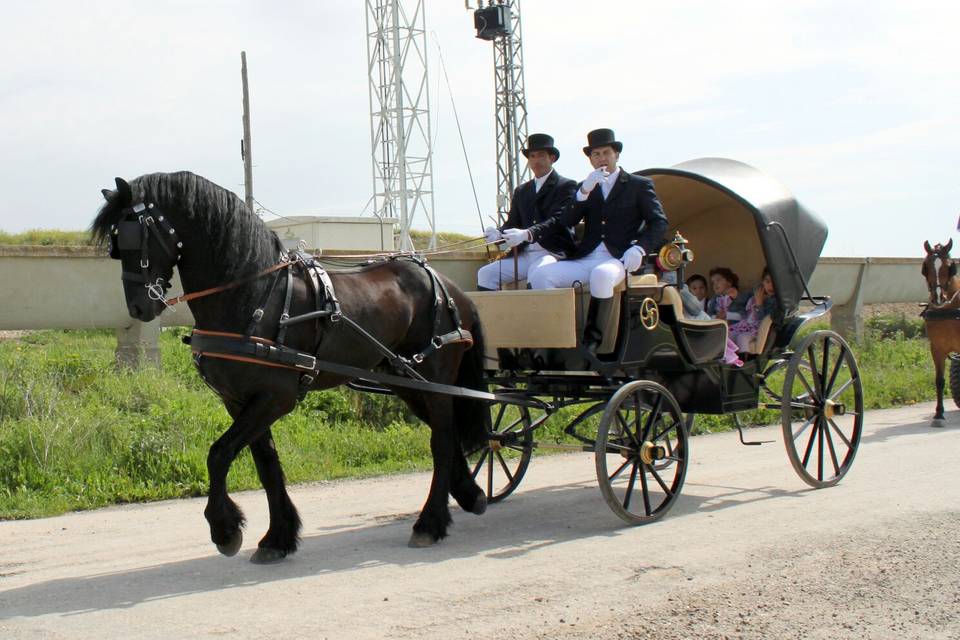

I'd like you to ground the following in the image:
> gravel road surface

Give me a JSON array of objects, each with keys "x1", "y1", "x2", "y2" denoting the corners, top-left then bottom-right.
[{"x1": 1, "y1": 402, "x2": 958, "y2": 639}]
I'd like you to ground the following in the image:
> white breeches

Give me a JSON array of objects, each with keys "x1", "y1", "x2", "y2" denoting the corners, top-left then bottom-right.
[
  {"x1": 528, "y1": 244, "x2": 625, "y2": 299},
  {"x1": 477, "y1": 244, "x2": 557, "y2": 290}
]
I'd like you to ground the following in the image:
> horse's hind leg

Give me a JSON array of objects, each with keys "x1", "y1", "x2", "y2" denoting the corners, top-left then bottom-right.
[
  {"x1": 409, "y1": 396, "x2": 458, "y2": 548},
  {"x1": 248, "y1": 429, "x2": 302, "y2": 564},
  {"x1": 205, "y1": 394, "x2": 295, "y2": 557}
]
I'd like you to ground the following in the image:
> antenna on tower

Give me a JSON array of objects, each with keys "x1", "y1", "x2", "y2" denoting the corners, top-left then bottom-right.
[
  {"x1": 468, "y1": 0, "x2": 529, "y2": 224},
  {"x1": 366, "y1": 1, "x2": 437, "y2": 251}
]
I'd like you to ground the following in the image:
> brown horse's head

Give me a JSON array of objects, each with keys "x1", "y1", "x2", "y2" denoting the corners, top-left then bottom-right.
[{"x1": 922, "y1": 239, "x2": 956, "y2": 304}]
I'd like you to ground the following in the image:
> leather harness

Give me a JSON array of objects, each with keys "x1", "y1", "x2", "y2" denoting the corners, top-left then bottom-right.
[{"x1": 109, "y1": 202, "x2": 474, "y2": 401}]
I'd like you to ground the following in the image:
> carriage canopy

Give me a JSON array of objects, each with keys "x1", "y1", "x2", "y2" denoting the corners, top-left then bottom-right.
[{"x1": 638, "y1": 157, "x2": 828, "y2": 318}]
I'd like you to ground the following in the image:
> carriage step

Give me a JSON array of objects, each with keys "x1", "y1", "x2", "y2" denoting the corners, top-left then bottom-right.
[{"x1": 733, "y1": 414, "x2": 774, "y2": 446}]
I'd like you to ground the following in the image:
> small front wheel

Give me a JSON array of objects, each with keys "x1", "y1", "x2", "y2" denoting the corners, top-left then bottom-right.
[{"x1": 595, "y1": 380, "x2": 689, "y2": 525}]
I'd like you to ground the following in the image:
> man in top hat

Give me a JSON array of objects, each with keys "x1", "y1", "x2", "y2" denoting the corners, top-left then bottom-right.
[
  {"x1": 503, "y1": 128, "x2": 668, "y2": 350},
  {"x1": 478, "y1": 133, "x2": 578, "y2": 291}
]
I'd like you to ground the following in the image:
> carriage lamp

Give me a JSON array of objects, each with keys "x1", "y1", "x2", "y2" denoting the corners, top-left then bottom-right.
[{"x1": 657, "y1": 232, "x2": 695, "y2": 272}]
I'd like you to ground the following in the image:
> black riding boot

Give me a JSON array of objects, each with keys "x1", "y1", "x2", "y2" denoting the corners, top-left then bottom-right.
[
  {"x1": 476, "y1": 285, "x2": 495, "y2": 291},
  {"x1": 583, "y1": 296, "x2": 604, "y2": 352}
]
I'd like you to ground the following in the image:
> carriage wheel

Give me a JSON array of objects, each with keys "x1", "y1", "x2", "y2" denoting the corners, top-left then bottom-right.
[
  {"x1": 781, "y1": 330, "x2": 863, "y2": 488},
  {"x1": 466, "y1": 397, "x2": 535, "y2": 503},
  {"x1": 595, "y1": 381, "x2": 688, "y2": 525},
  {"x1": 950, "y1": 356, "x2": 960, "y2": 409}
]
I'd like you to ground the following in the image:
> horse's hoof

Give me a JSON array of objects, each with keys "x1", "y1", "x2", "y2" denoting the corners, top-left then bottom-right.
[
  {"x1": 250, "y1": 547, "x2": 287, "y2": 564},
  {"x1": 216, "y1": 530, "x2": 243, "y2": 557},
  {"x1": 470, "y1": 493, "x2": 488, "y2": 515},
  {"x1": 931, "y1": 418, "x2": 946, "y2": 428},
  {"x1": 407, "y1": 531, "x2": 437, "y2": 548}
]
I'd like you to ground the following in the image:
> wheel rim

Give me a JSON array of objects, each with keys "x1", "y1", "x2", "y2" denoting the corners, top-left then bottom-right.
[
  {"x1": 596, "y1": 381, "x2": 688, "y2": 525},
  {"x1": 466, "y1": 398, "x2": 534, "y2": 503},
  {"x1": 781, "y1": 330, "x2": 864, "y2": 488}
]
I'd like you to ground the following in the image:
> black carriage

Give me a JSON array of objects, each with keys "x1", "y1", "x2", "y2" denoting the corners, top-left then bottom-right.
[{"x1": 465, "y1": 158, "x2": 864, "y2": 525}]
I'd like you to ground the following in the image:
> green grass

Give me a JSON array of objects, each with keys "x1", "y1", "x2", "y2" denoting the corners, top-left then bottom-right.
[
  {"x1": 0, "y1": 319, "x2": 938, "y2": 519},
  {"x1": 0, "y1": 229, "x2": 93, "y2": 246}
]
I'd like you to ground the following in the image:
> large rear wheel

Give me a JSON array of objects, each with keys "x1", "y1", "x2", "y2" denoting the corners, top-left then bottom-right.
[
  {"x1": 595, "y1": 381, "x2": 689, "y2": 525},
  {"x1": 781, "y1": 330, "x2": 863, "y2": 488}
]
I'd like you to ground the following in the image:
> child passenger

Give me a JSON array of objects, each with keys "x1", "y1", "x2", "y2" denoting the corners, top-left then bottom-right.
[
  {"x1": 685, "y1": 274, "x2": 708, "y2": 304},
  {"x1": 707, "y1": 267, "x2": 747, "y2": 321},
  {"x1": 730, "y1": 267, "x2": 778, "y2": 352}
]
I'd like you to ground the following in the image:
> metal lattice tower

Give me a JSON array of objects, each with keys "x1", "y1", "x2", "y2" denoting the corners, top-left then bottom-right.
[
  {"x1": 491, "y1": 1, "x2": 529, "y2": 221},
  {"x1": 365, "y1": 0, "x2": 436, "y2": 251}
]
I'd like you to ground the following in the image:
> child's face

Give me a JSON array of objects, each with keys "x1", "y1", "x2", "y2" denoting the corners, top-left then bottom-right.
[
  {"x1": 762, "y1": 274, "x2": 775, "y2": 296},
  {"x1": 688, "y1": 279, "x2": 707, "y2": 300},
  {"x1": 710, "y1": 273, "x2": 730, "y2": 295}
]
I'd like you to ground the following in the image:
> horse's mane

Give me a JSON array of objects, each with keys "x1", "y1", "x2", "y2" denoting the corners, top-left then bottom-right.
[{"x1": 91, "y1": 171, "x2": 283, "y2": 277}]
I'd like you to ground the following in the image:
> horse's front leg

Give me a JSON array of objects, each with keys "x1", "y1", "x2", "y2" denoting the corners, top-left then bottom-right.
[
  {"x1": 409, "y1": 398, "x2": 457, "y2": 548},
  {"x1": 934, "y1": 356, "x2": 947, "y2": 423},
  {"x1": 205, "y1": 394, "x2": 292, "y2": 556},
  {"x1": 247, "y1": 429, "x2": 302, "y2": 564}
]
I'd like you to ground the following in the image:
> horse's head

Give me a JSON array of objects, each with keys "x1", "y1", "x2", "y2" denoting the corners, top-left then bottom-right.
[
  {"x1": 922, "y1": 239, "x2": 956, "y2": 304},
  {"x1": 94, "y1": 177, "x2": 182, "y2": 323}
]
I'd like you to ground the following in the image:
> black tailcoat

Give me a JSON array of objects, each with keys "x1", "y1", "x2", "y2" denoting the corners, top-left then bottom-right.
[
  {"x1": 529, "y1": 169, "x2": 668, "y2": 259},
  {"x1": 501, "y1": 170, "x2": 577, "y2": 255}
]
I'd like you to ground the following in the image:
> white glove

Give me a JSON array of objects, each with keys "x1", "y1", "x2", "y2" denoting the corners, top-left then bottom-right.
[
  {"x1": 501, "y1": 228, "x2": 531, "y2": 248},
  {"x1": 621, "y1": 246, "x2": 645, "y2": 273},
  {"x1": 484, "y1": 226, "x2": 501, "y2": 243},
  {"x1": 580, "y1": 167, "x2": 609, "y2": 194}
]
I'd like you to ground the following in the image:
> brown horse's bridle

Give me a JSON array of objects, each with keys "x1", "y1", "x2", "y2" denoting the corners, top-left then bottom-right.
[{"x1": 922, "y1": 241, "x2": 956, "y2": 305}]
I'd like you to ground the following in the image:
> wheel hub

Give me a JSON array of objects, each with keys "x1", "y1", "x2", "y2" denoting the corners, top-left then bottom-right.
[
  {"x1": 640, "y1": 441, "x2": 666, "y2": 465},
  {"x1": 823, "y1": 400, "x2": 845, "y2": 418}
]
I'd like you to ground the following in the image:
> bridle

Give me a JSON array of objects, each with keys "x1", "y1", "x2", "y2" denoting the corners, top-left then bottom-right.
[
  {"x1": 108, "y1": 200, "x2": 291, "y2": 310},
  {"x1": 108, "y1": 202, "x2": 183, "y2": 307},
  {"x1": 922, "y1": 244, "x2": 956, "y2": 305}
]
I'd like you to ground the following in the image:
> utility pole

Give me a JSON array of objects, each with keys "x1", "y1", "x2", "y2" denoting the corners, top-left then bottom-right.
[
  {"x1": 469, "y1": 1, "x2": 529, "y2": 224},
  {"x1": 365, "y1": 0, "x2": 437, "y2": 251},
  {"x1": 240, "y1": 51, "x2": 254, "y2": 213}
]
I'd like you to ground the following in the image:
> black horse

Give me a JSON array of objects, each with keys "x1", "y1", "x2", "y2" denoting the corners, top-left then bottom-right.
[{"x1": 92, "y1": 171, "x2": 490, "y2": 562}]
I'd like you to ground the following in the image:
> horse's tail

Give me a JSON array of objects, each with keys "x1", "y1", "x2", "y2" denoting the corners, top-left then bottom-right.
[{"x1": 453, "y1": 316, "x2": 491, "y2": 452}]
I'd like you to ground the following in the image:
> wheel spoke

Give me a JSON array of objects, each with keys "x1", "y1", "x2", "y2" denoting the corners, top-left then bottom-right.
[
  {"x1": 824, "y1": 344, "x2": 848, "y2": 397},
  {"x1": 641, "y1": 394, "x2": 664, "y2": 442},
  {"x1": 821, "y1": 338, "x2": 831, "y2": 396},
  {"x1": 817, "y1": 421, "x2": 824, "y2": 481},
  {"x1": 471, "y1": 449, "x2": 488, "y2": 478},
  {"x1": 486, "y1": 450, "x2": 494, "y2": 496},
  {"x1": 652, "y1": 416, "x2": 678, "y2": 442},
  {"x1": 638, "y1": 462, "x2": 652, "y2": 515},
  {"x1": 796, "y1": 369, "x2": 818, "y2": 402},
  {"x1": 828, "y1": 378, "x2": 854, "y2": 402},
  {"x1": 807, "y1": 345, "x2": 824, "y2": 397},
  {"x1": 615, "y1": 411, "x2": 640, "y2": 446},
  {"x1": 827, "y1": 418, "x2": 853, "y2": 450},
  {"x1": 649, "y1": 466, "x2": 673, "y2": 497},
  {"x1": 823, "y1": 422, "x2": 841, "y2": 476},
  {"x1": 791, "y1": 415, "x2": 816, "y2": 442},
  {"x1": 801, "y1": 418, "x2": 818, "y2": 467},
  {"x1": 609, "y1": 457, "x2": 633, "y2": 482},
  {"x1": 604, "y1": 441, "x2": 634, "y2": 454},
  {"x1": 623, "y1": 461, "x2": 639, "y2": 510},
  {"x1": 495, "y1": 450, "x2": 515, "y2": 482},
  {"x1": 493, "y1": 402, "x2": 507, "y2": 429}
]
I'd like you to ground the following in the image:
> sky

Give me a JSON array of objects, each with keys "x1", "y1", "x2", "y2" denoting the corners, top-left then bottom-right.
[{"x1": 1, "y1": 0, "x2": 957, "y2": 257}]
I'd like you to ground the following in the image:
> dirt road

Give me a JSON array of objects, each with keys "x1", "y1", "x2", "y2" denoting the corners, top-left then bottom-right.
[{"x1": 1, "y1": 402, "x2": 958, "y2": 639}]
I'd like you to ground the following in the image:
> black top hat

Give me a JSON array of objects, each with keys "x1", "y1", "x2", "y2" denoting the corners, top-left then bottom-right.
[
  {"x1": 582, "y1": 128, "x2": 623, "y2": 156},
  {"x1": 522, "y1": 133, "x2": 560, "y2": 160}
]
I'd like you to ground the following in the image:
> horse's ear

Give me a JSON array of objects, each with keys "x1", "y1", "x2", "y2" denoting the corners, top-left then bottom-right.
[
  {"x1": 114, "y1": 178, "x2": 133, "y2": 208},
  {"x1": 924, "y1": 240, "x2": 933, "y2": 254},
  {"x1": 101, "y1": 188, "x2": 117, "y2": 202},
  {"x1": 946, "y1": 238, "x2": 953, "y2": 254}
]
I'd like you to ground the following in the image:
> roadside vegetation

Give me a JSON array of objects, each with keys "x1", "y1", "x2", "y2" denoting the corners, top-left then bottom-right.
[{"x1": 0, "y1": 314, "x2": 934, "y2": 520}]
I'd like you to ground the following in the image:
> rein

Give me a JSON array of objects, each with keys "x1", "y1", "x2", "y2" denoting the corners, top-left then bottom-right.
[{"x1": 164, "y1": 260, "x2": 292, "y2": 306}]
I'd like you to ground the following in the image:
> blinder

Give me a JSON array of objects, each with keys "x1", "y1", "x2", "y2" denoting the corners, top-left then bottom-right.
[{"x1": 108, "y1": 202, "x2": 183, "y2": 302}]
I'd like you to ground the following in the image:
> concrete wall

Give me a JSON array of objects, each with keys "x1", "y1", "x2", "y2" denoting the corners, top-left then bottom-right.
[{"x1": 0, "y1": 247, "x2": 927, "y2": 364}]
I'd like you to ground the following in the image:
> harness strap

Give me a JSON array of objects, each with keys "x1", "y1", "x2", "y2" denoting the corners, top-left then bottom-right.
[
  {"x1": 165, "y1": 260, "x2": 291, "y2": 306},
  {"x1": 276, "y1": 264, "x2": 296, "y2": 345},
  {"x1": 246, "y1": 267, "x2": 285, "y2": 337},
  {"x1": 190, "y1": 330, "x2": 317, "y2": 371}
]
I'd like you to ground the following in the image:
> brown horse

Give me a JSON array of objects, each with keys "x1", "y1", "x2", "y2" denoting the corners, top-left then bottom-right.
[{"x1": 921, "y1": 239, "x2": 960, "y2": 423}]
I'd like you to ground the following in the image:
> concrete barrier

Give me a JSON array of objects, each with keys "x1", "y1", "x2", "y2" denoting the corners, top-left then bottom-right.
[{"x1": 0, "y1": 246, "x2": 926, "y2": 365}]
